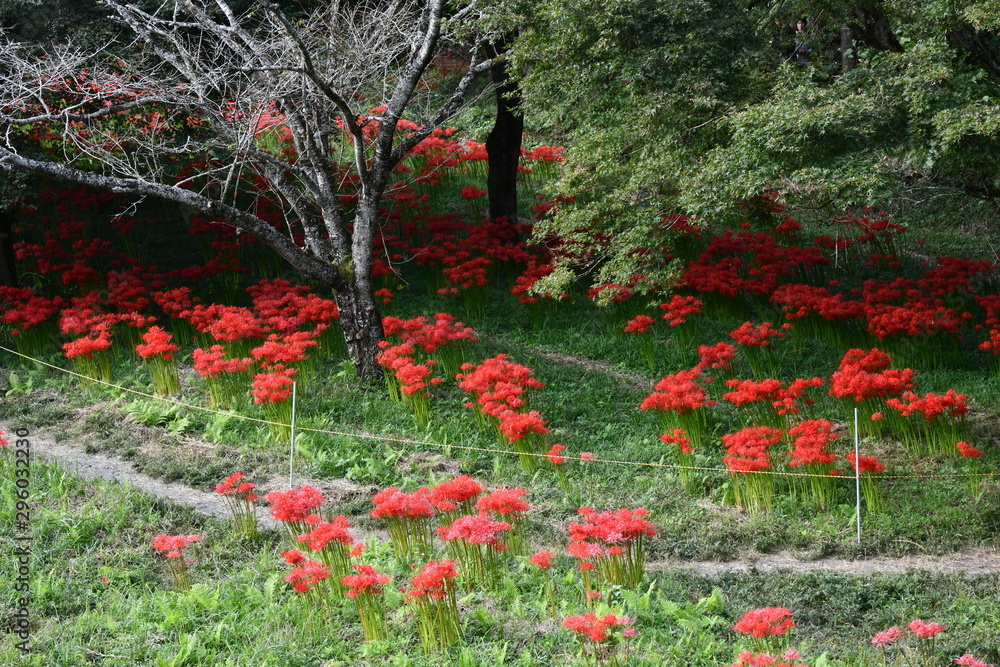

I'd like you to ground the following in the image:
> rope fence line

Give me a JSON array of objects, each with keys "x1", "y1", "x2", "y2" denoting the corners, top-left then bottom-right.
[{"x1": 1, "y1": 344, "x2": 996, "y2": 482}]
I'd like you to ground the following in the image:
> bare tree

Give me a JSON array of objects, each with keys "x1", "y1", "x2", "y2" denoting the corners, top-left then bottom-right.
[{"x1": 0, "y1": 0, "x2": 497, "y2": 379}]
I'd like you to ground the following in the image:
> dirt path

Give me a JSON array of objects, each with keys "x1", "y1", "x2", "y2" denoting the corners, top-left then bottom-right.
[
  {"x1": 22, "y1": 428, "x2": 279, "y2": 530},
  {"x1": 11, "y1": 419, "x2": 1000, "y2": 577},
  {"x1": 484, "y1": 334, "x2": 653, "y2": 391}
]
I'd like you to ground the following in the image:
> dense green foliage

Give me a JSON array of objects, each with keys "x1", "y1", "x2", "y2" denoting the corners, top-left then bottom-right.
[{"x1": 512, "y1": 0, "x2": 1000, "y2": 291}]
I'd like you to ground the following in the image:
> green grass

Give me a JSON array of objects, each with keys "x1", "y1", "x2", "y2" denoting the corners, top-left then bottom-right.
[{"x1": 2, "y1": 457, "x2": 999, "y2": 665}]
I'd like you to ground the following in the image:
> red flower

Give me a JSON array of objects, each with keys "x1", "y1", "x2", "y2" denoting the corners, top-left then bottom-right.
[
  {"x1": 870, "y1": 626, "x2": 903, "y2": 646},
  {"x1": 732, "y1": 607, "x2": 795, "y2": 638},
  {"x1": 846, "y1": 453, "x2": 885, "y2": 474},
  {"x1": 297, "y1": 516, "x2": 354, "y2": 550},
  {"x1": 956, "y1": 441, "x2": 982, "y2": 459},
  {"x1": 284, "y1": 558, "x2": 330, "y2": 593},
  {"x1": 251, "y1": 366, "x2": 297, "y2": 404},
  {"x1": 729, "y1": 321, "x2": 787, "y2": 347},
  {"x1": 659, "y1": 295, "x2": 704, "y2": 326},
  {"x1": 342, "y1": 563, "x2": 391, "y2": 598},
  {"x1": 907, "y1": 619, "x2": 944, "y2": 639},
  {"x1": 475, "y1": 487, "x2": 530, "y2": 516},
  {"x1": 429, "y1": 475, "x2": 483, "y2": 511},
  {"x1": 659, "y1": 429, "x2": 692, "y2": 454},
  {"x1": 640, "y1": 367, "x2": 714, "y2": 414},
  {"x1": 406, "y1": 559, "x2": 458, "y2": 600},
  {"x1": 214, "y1": 471, "x2": 258, "y2": 502},
  {"x1": 371, "y1": 487, "x2": 435, "y2": 519},
  {"x1": 546, "y1": 443, "x2": 567, "y2": 465},
  {"x1": 135, "y1": 326, "x2": 180, "y2": 360},
  {"x1": 151, "y1": 533, "x2": 201, "y2": 562},
  {"x1": 528, "y1": 550, "x2": 553, "y2": 569},
  {"x1": 563, "y1": 612, "x2": 633, "y2": 643},
  {"x1": 437, "y1": 514, "x2": 511, "y2": 546},
  {"x1": 722, "y1": 426, "x2": 783, "y2": 473},
  {"x1": 623, "y1": 314, "x2": 655, "y2": 334},
  {"x1": 266, "y1": 485, "x2": 325, "y2": 523}
]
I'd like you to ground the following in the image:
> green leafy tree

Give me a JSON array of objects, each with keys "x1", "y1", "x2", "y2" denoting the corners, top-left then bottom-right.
[{"x1": 513, "y1": 0, "x2": 1000, "y2": 294}]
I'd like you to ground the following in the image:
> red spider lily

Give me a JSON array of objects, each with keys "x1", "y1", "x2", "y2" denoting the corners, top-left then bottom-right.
[
  {"x1": 908, "y1": 619, "x2": 945, "y2": 639},
  {"x1": 660, "y1": 429, "x2": 692, "y2": 454},
  {"x1": 135, "y1": 326, "x2": 179, "y2": 360},
  {"x1": 436, "y1": 514, "x2": 511, "y2": 546},
  {"x1": 722, "y1": 426, "x2": 783, "y2": 473},
  {"x1": 870, "y1": 626, "x2": 903, "y2": 646},
  {"x1": 251, "y1": 366, "x2": 297, "y2": 404},
  {"x1": 251, "y1": 332, "x2": 320, "y2": 366},
  {"x1": 151, "y1": 533, "x2": 201, "y2": 560},
  {"x1": 371, "y1": 487, "x2": 436, "y2": 519},
  {"x1": 215, "y1": 471, "x2": 258, "y2": 537},
  {"x1": 695, "y1": 342, "x2": 737, "y2": 371},
  {"x1": 640, "y1": 368, "x2": 714, "y2": 414},
  {"x1": 151, "y1": 533, "x2": 201, "y2": 591},
  {"x1": 529, "y1": 550, "x2": 554, "y2": 568},
  {"x1": 659, "y1": 295, "x2": 704, "y2": 327},
  {"x1": 214, "y1": 471, "x2": 258, "y2": 501},
  {"x1": 281, "y1": 549, "x2": 308, "y2": 566},
  {"x1": 954, "y1": 655, "x2": 993, "y2": 667},
  {"x1": 187, "y1": 304, "x2": 268, "y2": 342},
  {"x1": 723, "y1": 378, "x2": 784, "y2": 407},
  {"x1": 457, "y1": 355, "x2": 549, "y2": 470},
  {"x1": 371, "y1": 487, "x2": 436, "y2": 560},
  {"x1": 546, "y1": 443, "x2": 567, "y2": 465},
  {"x1": 340, "y1": 564, "x2": 392, "y2": 641},
  {"x1": 956, "y1": 441, "x2": 982, "y2": 458},
  {"x1": 63, "y1": 330, "x2": 112, "y2": 359},
  {"x1": 405, "y1": 559, "x2": 461, "y2": 651},
  {"x1": 284, "y1": 558, "x2": 331, "y2": 593},
  {"x1": 771, "y1": 283, "x2": 864, "y2": 322},
  {"x1": 729, "y1": 321, "x2": 790, "y2": 347},
  {"x1": 297, "y1": 515, "x2": 354, "y2": 551},
  {"x1": 266, "y1": 485, "x2": 325, "y2": 526},
  {"x1": 731, "y1": 650, "x2": 809, "y2": 667},
  {"x1": 886, "y1": 390, "x2": 968, "y2": 420},
  {"x1": 722, "y1": 426, "x2": 784, "y2": 513},
  {"x1": 622, "y1": 314, "x2": 655, "y2": 334},
  {"x1": 567, "y1": 507, "x2": 656, "y2": 588},
  {"x1": 151, "y1": 286, "x2": 199, "y2": 319},
  {"x1": 733, "y1": 607, "x2": 795, "y2": 638},
  {"x1": 787, "y1": 419, "x2": 839, "y2": 467},
  {"x1": 828, "y1": 348, "x2": 916, "y2": 402},
  {"x1": 475, "y1": 487, "x2": 530, "y2": 554},
  {"x1": 459, "y1": 185, "x2": 486, "y2": 199},
  {"x1": 563, "y1": 612, "x2": 634, "y2": 643},
  {"x1": 845, "y1": 453, "x2": 885, "y2": 474},
  {"x1": 428, "y1": 475, "x2": 484, "y2": 513},
  {"x1": 343, "y1": 563, "x2": 391, "y2": 599},
  {"x1": 406, "y1": 560, "x2": 459, "y2": 601},
  {"x1": 511, "y1": 261, "x2": 568, "y2": 305},
  {"x1": 474, "y1": 487, "x2": 530, "y2": 516},
  {"x1": 191, "y1": 345, "x2": 253, "y2": 378},
  {"x1": 246, "y1": 278, "x2": 339, "y2": 332}
]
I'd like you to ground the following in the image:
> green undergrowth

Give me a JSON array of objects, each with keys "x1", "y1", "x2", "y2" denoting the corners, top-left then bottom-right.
[{"x1": 2, "y1": 457, "x2": 999, "y2": 666}]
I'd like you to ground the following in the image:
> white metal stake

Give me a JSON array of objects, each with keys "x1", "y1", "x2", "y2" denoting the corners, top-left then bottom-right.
[
  {"x1": 289, "y1": 381, "x2": 297, "y2": 489},
  {"x1": 854, "y1": 407, "x2": 862, "y2": 544}
]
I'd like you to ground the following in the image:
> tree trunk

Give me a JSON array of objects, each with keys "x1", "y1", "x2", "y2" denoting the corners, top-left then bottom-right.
[
  {"x1": 486, "y1": 42, "x2": 524, "y2": 227},
  {"x1": 334, "y1": 278, "x2": 386, "y2": 383},
  {"x1": 840, "y1": 26, "x2": 857, "y2": 71},
  {"x1": 850, "y1": 2, "x2": 904, "y2": 53},
  {"x1": 0, "y1": 209, "x2": 17, "y2": 287}
]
